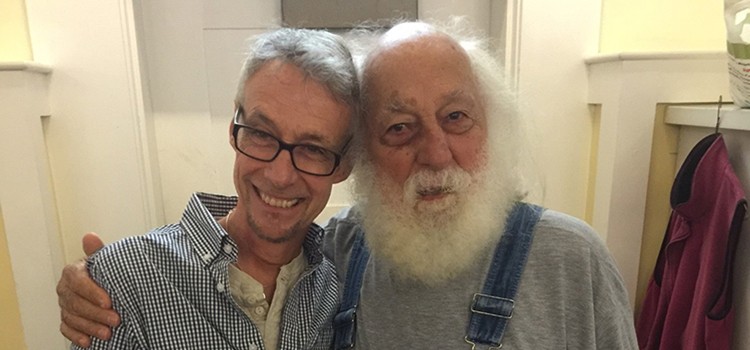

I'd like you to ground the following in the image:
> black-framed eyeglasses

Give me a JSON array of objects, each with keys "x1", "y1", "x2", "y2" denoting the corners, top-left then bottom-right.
[{"x1": 232, "y1": 107, "x2": 351, "y2": 176}]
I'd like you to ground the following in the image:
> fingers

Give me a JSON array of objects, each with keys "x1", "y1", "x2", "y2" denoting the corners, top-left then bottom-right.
[
  {"x1": 57, "y1": 258, "x2": 120, "y2": 345},
  {"x1": 60, "y1": 321, "x2": 92, "y2": 348},
  {"x1": 62, "y1": 308, "x2": 114, "y2": 339},
  {"x1": 62, "y1": 288, "x2": 120, "y2": 328},
  {"x1": 58, "y1": 232, "x2": 118, "y2": 345},
  {"x1": 60, "y1": 311, "x2": 113, "y2": 347},
  {"x1": 82, "y1": 232, "x2": 105, "y2": 257},
  {"x1": 58, "y1": 259, "x2": 112, "y2": 309}
]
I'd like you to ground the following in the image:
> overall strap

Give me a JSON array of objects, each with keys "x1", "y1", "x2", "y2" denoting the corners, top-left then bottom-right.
[
  {"x1": 333, "y1": 229, "x2": 370, "y2": 350},
  {"x1": 465, "y1": 202, "x2": 544, "y2": 349}
]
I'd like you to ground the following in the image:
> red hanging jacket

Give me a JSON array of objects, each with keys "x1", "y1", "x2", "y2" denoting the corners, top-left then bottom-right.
[{"x1": 636, "y1": 133, "x2": 746, "y2": 350}]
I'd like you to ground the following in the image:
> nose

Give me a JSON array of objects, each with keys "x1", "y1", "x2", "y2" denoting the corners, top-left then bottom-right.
[
  {"x1": 416, "y1": 127, "x2": 453, "y2": 169},
  {"x1": 264, "y1": 149, "x2": 299, "y2": 188}
]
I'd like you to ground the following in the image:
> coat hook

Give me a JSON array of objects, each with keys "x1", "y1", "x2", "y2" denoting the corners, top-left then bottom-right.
[{"x1": 715, "y1": 95, "x2": 722, "y2": 134}]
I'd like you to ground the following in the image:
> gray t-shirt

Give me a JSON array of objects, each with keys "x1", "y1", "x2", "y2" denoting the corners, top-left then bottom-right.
[{"x1": 323, "y1": 207, "x2": 638, "y2": 349}]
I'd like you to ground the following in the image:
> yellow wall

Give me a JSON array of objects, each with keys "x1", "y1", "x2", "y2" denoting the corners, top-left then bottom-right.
[
  {"x1": 599, "y1": 0, "x2": 725, "y2": 53},
  {"x1": 0, "y1": 1, "x2": 32, "y2": 348},
  {"x1": 634, "y1": 105, "x2": 681, "y2": 315},
  {"x1": 0, "y1": 206, "x2": 27, "y2": 349},
  {"x1": 0, "y1": 0, "x2": 33, "y2": 61}
]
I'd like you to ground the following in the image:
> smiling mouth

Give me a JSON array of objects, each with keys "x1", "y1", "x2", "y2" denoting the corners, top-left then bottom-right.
[{"x1": 258, "y1": 190, "x2": 300, "y2": 208}]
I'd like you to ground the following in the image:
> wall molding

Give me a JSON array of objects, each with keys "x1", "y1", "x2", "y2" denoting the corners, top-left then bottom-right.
[
  {"x1": 665, "y1": 103, "x2": 750, "y2": 131},
  {"x1": 0, "y1": 61, "x2": 52, "y2": 73},
  {"x1": 122, "y1": 0, "x2": 165, "y2": 228},
  {"x1": 584, "y1": 50, "x2": 726, "y2": 65}
]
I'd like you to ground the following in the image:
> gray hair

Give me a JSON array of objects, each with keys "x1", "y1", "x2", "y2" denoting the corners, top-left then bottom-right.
[{"x1": 235, "y1": 28, "x2": 360, "y2": 126}]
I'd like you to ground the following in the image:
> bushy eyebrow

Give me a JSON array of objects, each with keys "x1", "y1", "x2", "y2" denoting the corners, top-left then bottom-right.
[
  {"x1": 384, "y1": 97, "x2": 414, "y2": 114},
  {"x1": 444, "y1": 89, "x2": 477, "y2": 107},
  {"x1": 241, "y1": 108, "x2": 271, "y2": 125}
]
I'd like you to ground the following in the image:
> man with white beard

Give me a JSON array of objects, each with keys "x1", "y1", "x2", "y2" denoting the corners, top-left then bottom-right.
[
  {"x1": 322, "y1": 22, "x2": 638, "y2": 349},
  {"x1": 56, "y1": 21, "x2": 637, "y2": 349}
]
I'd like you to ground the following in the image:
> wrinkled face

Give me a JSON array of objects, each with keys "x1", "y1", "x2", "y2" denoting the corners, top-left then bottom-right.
[
  {"x1": 352, "y1": 32, "x2": 524, "y2": 283},
  {"x1": 232, "y1": 60, "x2": 351, "y2": 243},
  {"x1": 363, "y1": 34, "x2": 487, "y2": 206}
]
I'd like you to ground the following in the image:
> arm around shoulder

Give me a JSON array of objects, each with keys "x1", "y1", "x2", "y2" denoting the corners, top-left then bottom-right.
[
  {"x1": 58, "y1": 233, "x2": 121, "y2": 348},
  {"x1": 71, "y1": 242, "x2": 143, "y2": 349}
]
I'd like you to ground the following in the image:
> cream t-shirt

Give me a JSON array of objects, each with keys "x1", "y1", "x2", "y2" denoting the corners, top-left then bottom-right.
[{"x1": 228, "y1": 252, "x2": 307, "y2": 350}]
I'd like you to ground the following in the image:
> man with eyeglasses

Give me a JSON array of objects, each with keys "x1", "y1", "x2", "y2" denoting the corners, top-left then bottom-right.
[{"x1": 59, "y1": 27, "x2": 358, "y2": 350}]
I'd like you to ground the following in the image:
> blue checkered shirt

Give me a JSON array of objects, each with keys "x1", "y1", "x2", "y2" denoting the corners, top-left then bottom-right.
[{"x1": 75, "y1": 192, "x2": 339, "y2": 350}]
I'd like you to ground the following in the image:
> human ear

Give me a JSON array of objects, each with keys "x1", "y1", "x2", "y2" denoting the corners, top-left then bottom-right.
[{"x1": 331, "y1": 155, "x2": 353, "y2": 184}]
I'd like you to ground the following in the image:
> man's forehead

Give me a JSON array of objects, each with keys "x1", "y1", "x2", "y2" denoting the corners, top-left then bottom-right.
[
  {"x1": 240, "y1": 63, "x2": 352, "y2": 144},
  {"x1": 367, "y1": 34, "x2": 471, "y2": 80},
  {"x1": 373, "y1": 28, "x2": 465, "y2": 60},
  {"x1": 369, "y1": 54, "x2": 480, "y2": 109},
  {"x1": 383, "y1": 89, "x2": 477, "y2": 111},
  {"x1": 240, "y1": 104, "x2": 349, "y2": 146}
]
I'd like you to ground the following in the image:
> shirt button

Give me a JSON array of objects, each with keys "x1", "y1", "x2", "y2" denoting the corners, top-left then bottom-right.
[
  {"x1": 223, "y1": 244, "x2": 232, "y2": 254},
  {"x1": 254, "y1": 306, "x2": 266, "y2": 316},
  {"x1": 202, "y1": 253, "x2": 212, "y2": 262},
  {"x1": 249, "y1": 345, "x2": 258, "y2": 350},
  {"x1": 216, "y1": 282, "x2": 225, "y2": 292}
]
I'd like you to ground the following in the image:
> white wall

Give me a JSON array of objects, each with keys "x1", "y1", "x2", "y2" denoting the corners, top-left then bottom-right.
[
  {"x1": 24, "y1": 0, "x2": 162, "y2": 259},
  {"x1": 135, "y1": 0, "x2": 239, "y2": 223},
  {"x1": 516, "y1": 0, "x2": 601, "y2": 216}
]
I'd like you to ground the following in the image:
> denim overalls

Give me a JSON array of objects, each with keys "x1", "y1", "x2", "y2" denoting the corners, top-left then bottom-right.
[{"x1": 333, "y1": 202, "x2": 544, "y2": 349}]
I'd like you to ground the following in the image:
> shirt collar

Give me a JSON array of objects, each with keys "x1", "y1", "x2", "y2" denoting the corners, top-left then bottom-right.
[{"x1": 181, "y1": 192, "x2": 326, "y2": 267}]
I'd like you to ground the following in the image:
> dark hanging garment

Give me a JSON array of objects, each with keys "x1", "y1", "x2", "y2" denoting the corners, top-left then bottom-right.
[{"x1": 636, "y1": 133, "x2": 747, "y2": 350}]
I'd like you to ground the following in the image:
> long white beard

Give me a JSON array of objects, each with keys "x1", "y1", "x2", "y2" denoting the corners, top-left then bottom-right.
[{"x1": 352, "y1": 155, "x2": 519, "y2": 285}]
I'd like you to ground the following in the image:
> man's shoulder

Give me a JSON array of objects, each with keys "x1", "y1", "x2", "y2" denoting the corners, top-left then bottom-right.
[
  {"x1": 88, "y1": 224, "x2": 187, "y2": 272},
  {"x1": 534, "y1": 209, "x2": 605, "y2": 252},
  {"x1": 323, "y1": 205, "x2": 362, "y2": 237},
  {"x1": 527, "y1": 208, "x2": 622, "y2": 275},
  {"x1": 321, "y1": 206, "x2": 361, "y2": 272},
  {"x1": 528, "y1": 209, "x2": 625, "y2": 286},
  {"x1": 326, "y1": 206, "x2": 360, "y2": 225}
]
